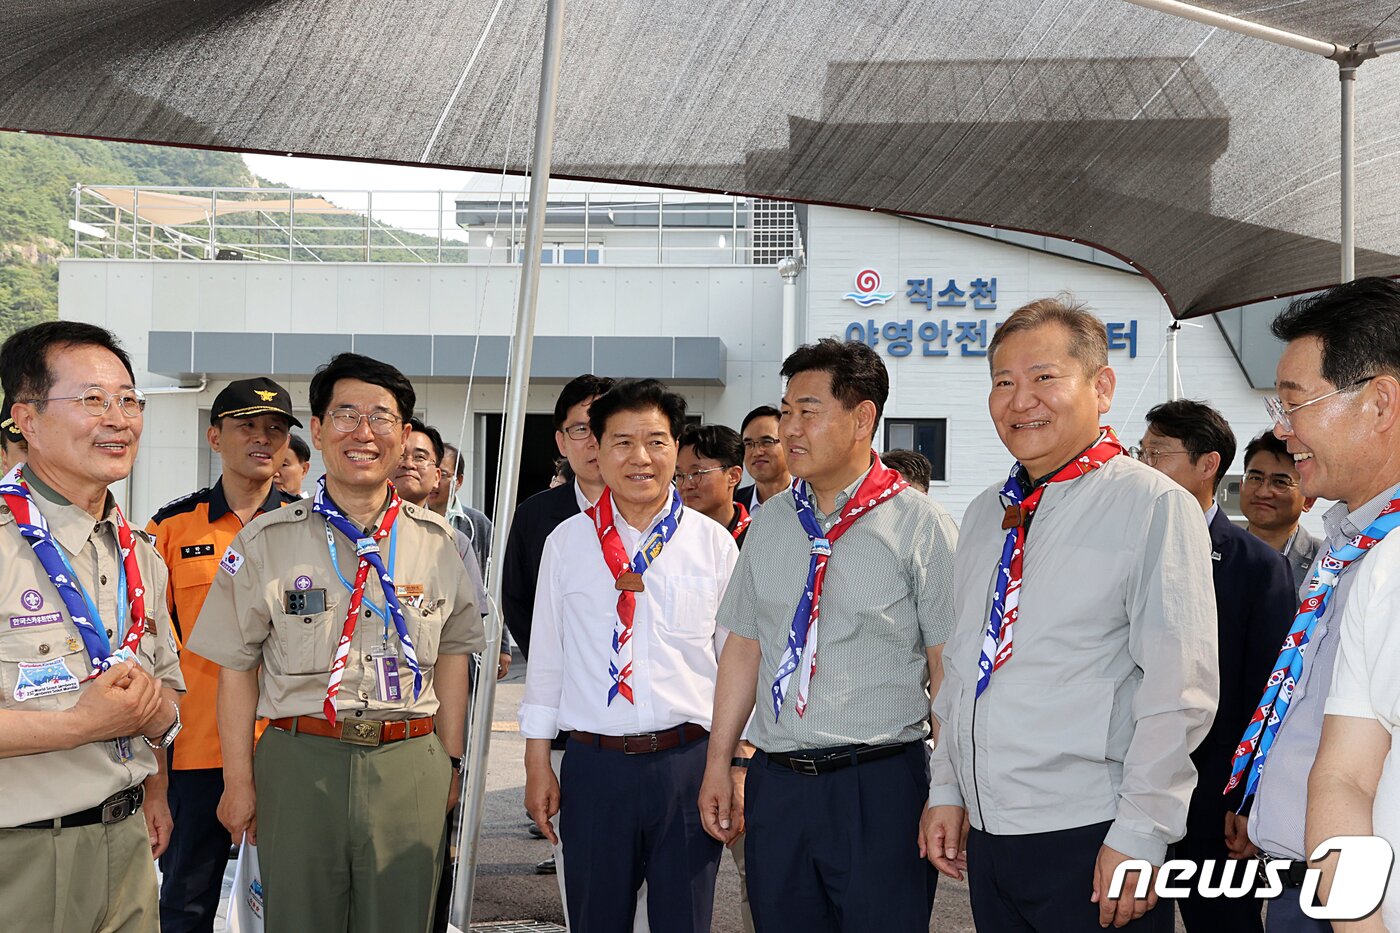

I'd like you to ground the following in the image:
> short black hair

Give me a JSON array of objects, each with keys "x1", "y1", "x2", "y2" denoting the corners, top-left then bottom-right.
[
  {"x1": 408, "y1": 418, "x2": 445, "y2": 464},
  {"x1": 554, "y1": 457, "x2": 575, "y2": 482},
  {"x1": 1145, "y1": 399, "x2": 1237, "y2": 492},
  {"x1": 1271, "y1": 277, "x2": 1400, "y2": 389},
  {"x1": 0, "y1": 321, "x2": 136, "y2": 415},
  {"x1": 740, "y1": 405, "x2": 781, "y2": 433},
  {"x1": 678, "y1": 424, "x2": 743, "y2": 469},
  {"x1": 554, "y1": 374, "x2": 616, "y2": 431},
  {"x1": 443, "y1": 442, "x2": 466, "y2": 482},
  {"x1": 287, "y1": 433, "x2": 311, "y2": 464},
  {"x1": 781, "y1": 338, "x2": 889, "y2": 424},
  {"x1": 1243, "y1": 430, "x2": 1293, "y2": 471},
  {"x1": 308, "y1": 352, "x2": 415, "y2": 422},
  {"x1": 588, "y1": 379, "x2": 687, "y2": 440},
  {"x1": 881, "y1": 448, "x2": 932, "y2": 492}
]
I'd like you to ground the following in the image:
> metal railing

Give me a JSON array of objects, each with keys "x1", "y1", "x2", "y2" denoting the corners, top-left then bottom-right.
[{"x1": 70, "y1": 185, "x2": 798, "y2": 266}]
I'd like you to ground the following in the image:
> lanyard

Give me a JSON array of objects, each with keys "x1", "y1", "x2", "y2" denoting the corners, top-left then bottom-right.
[
  {"x1": 325, "y1": 519, "x2": 399, "y2": 646},
  {"x1": 52, "y1": 541, "x2": 128, "y2": 659}
]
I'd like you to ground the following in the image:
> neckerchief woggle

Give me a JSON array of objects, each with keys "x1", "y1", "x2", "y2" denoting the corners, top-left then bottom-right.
[
  {"x1": 1226, "y1": 485, "x2": 1400, "y2": 800},
  {"x1": 0, "y1": 464, "x2": 148, "y2": 677},
  {"x1": 730, "y1": 501, "x2": 752, "y2": 541},
  {"x1": 312, "y1": 477, "x2": 421, "y2": 724},
  {"x1": 976, "y1": 428, "x2": 1123, "y2": 697},
  {"x1": 772, "y1": 452, "x2": 908, "y2": 720},
  {"x1": 324, "y1": 516, "x2": 399, "y2": 647},
  {"x1": 586, "y1": 487, "x2": 684, "y2": 705}
]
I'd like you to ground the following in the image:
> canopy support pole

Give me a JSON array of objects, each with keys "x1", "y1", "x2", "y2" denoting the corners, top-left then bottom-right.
[
  {"x1": 1120, "y1": 0, "x2": 1337, "y2": 57},
  {"x1": 450, "y1": 0, "x2": 567, "y2": 926},
  {"x1": 1340, "y1": 62, "x2": 1357, "y2": 283}
]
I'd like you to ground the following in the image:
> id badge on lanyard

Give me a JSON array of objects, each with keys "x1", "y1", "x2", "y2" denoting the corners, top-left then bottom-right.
[
  {"x1": 55, "y1": 546, "x2": 136, "y2": 761},
  {"x1": 326, "y1": 523, "x2": 402, "y2": 703}
]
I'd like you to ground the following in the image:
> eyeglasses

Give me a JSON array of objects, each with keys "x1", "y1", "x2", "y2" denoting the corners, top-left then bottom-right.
[
  {"x1": 1129, "y1": 445, "x2": 1193, "y2": 466},
  {"x1": 1266, "y1": 376, "x2": 1376, "y2": 433},
  {"x1": 22, "y1": 387, "x2": 147, "y2": 418},
  {"x1": 1241, "y1": 471, "x2": 1300, "y2": 493},
  {"x1": 560, "y1": 423, "x2": 593, "y2": 440},
  {"x1": 742, "y1": 436, "x2": 780, "y2": 451},
  {"x1": 674, "y1": 466, "x2": 726, "y2": 485},
  {"x1": 327, "y1": 408, "x2": 402, "y2": 435},
  {"x1": 400, "y1": 452, "x2": 438, "y2": 468}
]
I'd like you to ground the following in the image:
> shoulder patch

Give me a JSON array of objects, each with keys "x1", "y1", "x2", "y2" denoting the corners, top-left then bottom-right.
[
  {"x1": 150, "y1": 486, "x2": 214, "y2": 525},
  {"x1": 219, "y1": 546, "x2": 245, "y2": 576},
  {"x1": 131, "y1": 528, "x2": 155, "y2": 546}
]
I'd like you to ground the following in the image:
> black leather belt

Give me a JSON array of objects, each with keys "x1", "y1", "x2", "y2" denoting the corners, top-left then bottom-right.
[
  {"x1": 765, "y1": 742, "x2": 911, "y2": 776},
  {"x1": 1258, "y1": 852, "x2": 1310, "y2": 888},
  {"x1": 18, "y1": 785, "x2": 144, "y2": 829}
]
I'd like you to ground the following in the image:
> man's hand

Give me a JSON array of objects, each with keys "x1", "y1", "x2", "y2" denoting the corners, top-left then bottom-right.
[
  {"x1": 497, "y1": 652, "x2": 511, "y2": 680},
  {"x1": 69, "y1": 661, "x2": 163, "y2": 742},
  {"x1": 1223, "y1": 810, "x2": 1257, "y2": 860},
  {"x1": 698, "y1": 761, "x2": 741, "y2": 843},
  {"x1": 218, "y1": 777, "x2": 257, "y2": 846},
  {"x1": 1091, "y1": 844, "x2": 1158, "y2": 928},
  {"x1": 447, "y1": 766, "x2": 463, "y2": 814},
  {"x1": 143, "y1": 792, "x2": 173, "y2": 858},
  {"x1": 524, "y1": 759, "x2": 560, "y2": 845},
  {"x1": 919, "y1": 805, "x2": 969, "y2": 880}
]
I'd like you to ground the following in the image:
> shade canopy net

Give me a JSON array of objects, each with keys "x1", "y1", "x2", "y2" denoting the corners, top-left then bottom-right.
[{"x1": 3, "y1": 0, "x2": 1400, "y2": 317}]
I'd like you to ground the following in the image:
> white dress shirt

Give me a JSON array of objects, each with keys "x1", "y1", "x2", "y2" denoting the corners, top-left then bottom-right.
[{"x1": 519, "y1": 496, "x2": 739, "y2": 738}]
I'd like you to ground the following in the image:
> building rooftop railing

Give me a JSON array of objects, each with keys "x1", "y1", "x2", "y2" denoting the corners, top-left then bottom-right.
[{"x1": 71, "y1": 185, "x2": 801, "y2": 267}]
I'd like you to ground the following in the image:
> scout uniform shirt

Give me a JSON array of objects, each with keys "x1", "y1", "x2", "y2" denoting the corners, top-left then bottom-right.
[
  {"x1": 188, "y1": 494, "x2": 485, "y2": 720},
  {"x1": 0, "y1": 473, "x2": 185, "y2": 825},
  {"x1": 146, "y1": 480, "x2": 299, "y2": 769}
]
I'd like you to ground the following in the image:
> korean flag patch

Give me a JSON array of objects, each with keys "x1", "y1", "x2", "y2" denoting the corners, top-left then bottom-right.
[{"x1": 220, "y1": 546, "x2": 245, "y2": 577}]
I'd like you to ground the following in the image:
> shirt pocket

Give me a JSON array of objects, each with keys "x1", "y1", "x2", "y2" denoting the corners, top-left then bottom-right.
[
  {"x1": 402, "y1": 596, "x2": 446, "y2": 667},
  {"x1": 0, "y1": 627, "x2": 88, "y2": 711},
  {"x1": 661, "y1": 575, "x2": 720, "y2": 639},
  {"x1": 171, "y1": 553, "x2": 219, "y2": 645},
  {"x1": 269, "y1": 601, "x2": 342, "y2": 676}
]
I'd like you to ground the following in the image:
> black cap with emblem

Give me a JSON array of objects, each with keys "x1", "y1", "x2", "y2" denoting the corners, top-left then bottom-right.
[{"x1": 210, "y1": 377, "x2": 302, "y2": 427}]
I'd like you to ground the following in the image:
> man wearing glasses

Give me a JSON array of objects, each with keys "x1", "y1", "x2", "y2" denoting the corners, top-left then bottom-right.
[
  {"x1": 1240, "y1": 431, "x2": 1320, "y2": 591},
  {"x1": 1233, "y1": 278, "x2": 1400, "y2": 933},
  {"x1": 0, "y1": 321, "x2": 184, "y2": 932},
  {"x1": 734, "y1": 405, "x2": 791, "y2": 512},
  {"x1": 189, "y1": 353, "x2": 484, "y2": 933},
  {"x1": 676, "y1": 424, "x2": 751, "y2": 548}
]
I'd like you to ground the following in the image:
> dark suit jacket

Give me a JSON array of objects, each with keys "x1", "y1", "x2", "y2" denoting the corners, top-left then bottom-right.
[
  {"x1": 1189, "y1": 510, "x2": 1298, "y2": 826},
  {"x1": 500, "y1": 482, "x2": 582, "y2": 659},
  {"x1": 734, "y1": 484, "x2": 754, "y2": 506}
]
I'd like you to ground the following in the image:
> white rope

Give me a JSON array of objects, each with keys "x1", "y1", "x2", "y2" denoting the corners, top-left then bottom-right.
[
  {"x1": 1121, "y1": 328, "x2": 1171, "y2": 428},
  {"x1": 420, "y1": 0, "x2": 511, "y2": 163}
]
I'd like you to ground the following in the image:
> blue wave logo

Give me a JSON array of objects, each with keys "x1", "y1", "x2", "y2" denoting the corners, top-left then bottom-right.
[{"x1": 842, "y1": 268, "x2": 894, "y2": 306}]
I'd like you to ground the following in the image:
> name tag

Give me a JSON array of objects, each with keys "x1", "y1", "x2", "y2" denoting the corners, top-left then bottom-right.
[
  {"x1": 14, "y1": 658, "x2": 79, "y2": 701},
  {"x1": 285, "y1": 589, "x2": 328, "y2": 615},
  {"x1": 180, "y1": 543, "x2": 217, "y2": 559}
]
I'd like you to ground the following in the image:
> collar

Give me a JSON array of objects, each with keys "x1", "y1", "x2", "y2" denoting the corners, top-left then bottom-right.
[
  {"x1": 724, "y1": 503, "x2": 744, "y2": 534},
  {"x1": 208, "y1": 477, "x2": 288, "y2": 523},
  {"x1": 573, "y1": 479, "x2": 598, "y2": 512},
  {"x1": 814, "y1": 463, "x2": 873, "y2": 523},
  {"x1": 1204, "y1": 502, "x2": 1220, "y2": 527},
  {"x1": 1284, "y1": 526, "x2": 1301, "y2": 554},
  {"x1": 22, "y1": 468, "x2": 120, "y2": 556},
  {"x1": 1323, "y1": 484, "x2": 1400, "y2": 550},
  {"x1": 612, "y1": 493, "x2": 674, "y2": 538}
]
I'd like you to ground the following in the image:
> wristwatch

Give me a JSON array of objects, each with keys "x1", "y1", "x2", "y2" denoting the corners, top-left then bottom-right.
[
  {"x1": 143, "y1": 701, "x2": 182, "y2": 750},
  {"x1": 449, "y1": 755, "x2": 465, "y2": 774}
]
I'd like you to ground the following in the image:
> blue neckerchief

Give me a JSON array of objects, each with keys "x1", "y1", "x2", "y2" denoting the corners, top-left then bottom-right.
[
  {"x1": 311, "y1": 478, "x2": 422, "y2": 699},
  {"x1": 325, "y1": 519, "x2": 398, "y2": 646}
]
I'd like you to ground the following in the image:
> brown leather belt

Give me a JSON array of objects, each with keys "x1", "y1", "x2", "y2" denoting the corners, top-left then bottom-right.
[
  {"x1": 270, "y1": 715, "x2": 435, "y2": 747},
  {"x1": 569, "y1": 722, "x2": 708, "y2": 754}
]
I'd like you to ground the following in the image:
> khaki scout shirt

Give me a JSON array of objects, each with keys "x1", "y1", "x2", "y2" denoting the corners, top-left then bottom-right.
[
  {"x1": 188, "y1": 495, "x2": 484, "y2": 721},
  {"x1": 0, "y1": 475, "x2": 185, "y2": 826}
]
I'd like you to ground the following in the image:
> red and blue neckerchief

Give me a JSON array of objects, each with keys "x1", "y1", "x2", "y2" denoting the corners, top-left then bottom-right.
[
  {"x1": 0, "y1": 464, "x2": 148, "y2": 677},
  {"x1": 975, "y1": 428, "x2": 1123, "y2": 697},
  {"x1": 773, "y1": 452, "x2": 908, "y2": 720},
  {"x1": 312, "y1": 477, "x2": 420, "y2": 724},
  {"x1": 1226, "y1": 487, "x2": 1400, "y2": 799},
  {"x1": 587, "y1": 487, "x2": 684, "y2": 705}
]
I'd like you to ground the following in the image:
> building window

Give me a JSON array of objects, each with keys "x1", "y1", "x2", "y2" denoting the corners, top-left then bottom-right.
[{"x1": 883, "y1": 419, "x2": 948, "y2": 483}]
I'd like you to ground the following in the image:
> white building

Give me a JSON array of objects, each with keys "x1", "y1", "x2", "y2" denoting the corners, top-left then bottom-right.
[{"x1": 58, "y1": 184, "x2": 1299, "y2": 531}]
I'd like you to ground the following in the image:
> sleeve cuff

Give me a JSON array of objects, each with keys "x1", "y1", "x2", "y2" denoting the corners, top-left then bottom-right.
[
  {"x1": 1325, "y1": 697, "x2": 1380, "y2": 720},
  {"x1": 518, "y1": 702, "x2": 560, "y2": 740},
  {"x1": 1103, "y1": 823, "x2": 1168, "y2": 865},
  {"x1": 927, "y1": 783, "x2": 965, "y2": 809}
]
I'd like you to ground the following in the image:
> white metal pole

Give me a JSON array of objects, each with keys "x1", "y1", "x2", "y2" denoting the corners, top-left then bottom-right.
[
  {"x1": 1340, "y1": 64, "x2": 1357, "y2": 283},
  {"x1": 450, "y1": 0, "x2": 566, "y2": 925},
  {"x1": 778, "y1": 256, "x2": 803, "y2": 358},
  {"x1": 1167, "y1": 321, "x2": 1181, "y2": 400},
  {"x1": 1120, "y1": 0, "x2": 1337, "y2": 57}
]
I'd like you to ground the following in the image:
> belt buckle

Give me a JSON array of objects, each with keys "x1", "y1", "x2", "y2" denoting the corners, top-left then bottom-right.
[
  {"x1": 101, "y1": 794, "x2": 132, "y2": 824},
  {"x1": 622, "y1": 732, "x2": 658, "y2": 754},
  {"x1": 791, "y1": 757, "x2": 821, "y2": 776},
  {"x1": 341, "y1": 719, "x2": 384, "y2": 747}
]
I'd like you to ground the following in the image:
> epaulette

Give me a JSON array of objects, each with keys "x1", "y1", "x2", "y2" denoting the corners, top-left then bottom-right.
[
  {"x1": 149, "y1": 486, "x2": 214, "y2": 525},
  {"x1": 238, "y1": 499, "x2": 314, "y2": 540},
  {"x1": 400, "y1": 502, "x2": 455, "y2": 540}
]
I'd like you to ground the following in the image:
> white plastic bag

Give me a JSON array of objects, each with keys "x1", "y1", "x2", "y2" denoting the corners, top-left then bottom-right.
[{"x1": 225, "y1": 840, "x2": 265, "y2": 933}]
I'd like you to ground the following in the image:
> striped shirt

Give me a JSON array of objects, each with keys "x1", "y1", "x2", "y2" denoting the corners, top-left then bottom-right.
[{"x1": 719, "y1": 471, "x2": 958, "y2": 752}]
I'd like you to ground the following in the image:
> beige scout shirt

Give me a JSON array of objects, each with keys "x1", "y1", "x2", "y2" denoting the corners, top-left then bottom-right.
[
  {"x1": 188, "y1": 496, "x2": 484, "y2": 721},
  {"x1": 0, "y1": 476, "x2": 185, "y2": 826}
]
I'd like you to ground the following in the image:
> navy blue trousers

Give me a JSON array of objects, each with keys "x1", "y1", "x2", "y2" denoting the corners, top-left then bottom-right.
[
  {"x1": 559, "y1": 733, "x2": 721, "y2": 933},
  {"x1": 967, "y1": 820, "x2": 1174, "y2": 933},
  {"x1": 743, "y1": 743, "x2": 937, "y2": 933},
  {"x1": 158, "y1": 767, "x2": 229, "y2": 933}
]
